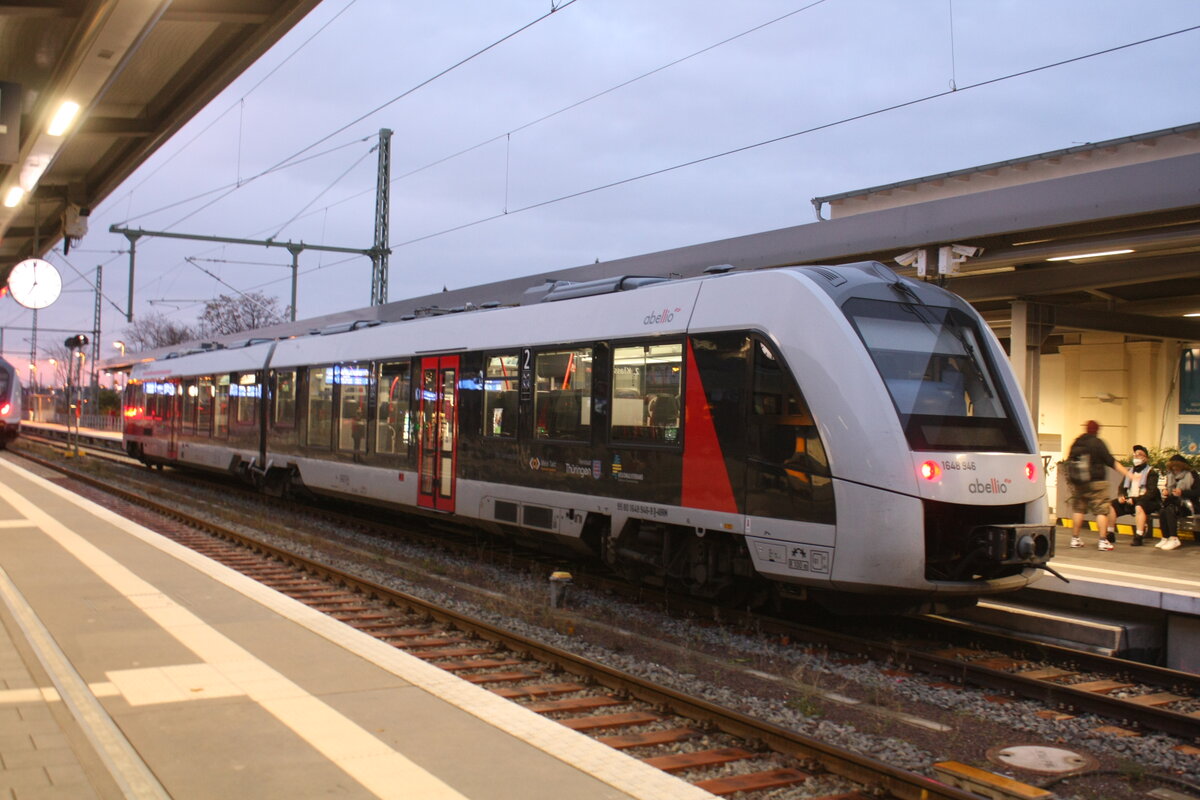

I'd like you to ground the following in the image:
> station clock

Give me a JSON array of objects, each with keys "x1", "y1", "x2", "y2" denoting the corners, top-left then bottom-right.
[{"x1": 7, "y1": 258, "x2": 62, "y2": 309}]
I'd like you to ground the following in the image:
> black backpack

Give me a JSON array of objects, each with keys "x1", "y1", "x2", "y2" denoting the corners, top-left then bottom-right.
[{"x1": 1067, "y1": 437, "x2": 1097, "y2": 483}]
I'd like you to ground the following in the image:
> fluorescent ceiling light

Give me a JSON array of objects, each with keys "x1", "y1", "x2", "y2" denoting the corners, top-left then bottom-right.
[
  {"x1": 47, "y1": 100, "x2": 81, "y2": 136},
  {"x1": 1046, "y1": 249, "x2": 1134, "y2": 262},
  {"x1": 2, "y1": 186, "x2": 24, "y2": 208}
]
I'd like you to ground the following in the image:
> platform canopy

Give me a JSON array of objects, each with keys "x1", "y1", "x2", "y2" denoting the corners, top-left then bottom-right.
[{"x1": 0, "y1": 0, "x2": 322, "y2": 280}]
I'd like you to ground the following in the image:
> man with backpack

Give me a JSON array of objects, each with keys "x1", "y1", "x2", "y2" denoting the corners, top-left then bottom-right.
[{"x1": 1067, "y1": 420, "x2": 1131, "y2": 551}]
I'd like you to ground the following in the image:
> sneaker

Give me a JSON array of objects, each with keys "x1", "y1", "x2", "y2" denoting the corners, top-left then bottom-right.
[
  {"x1": 1161, "y1": 536, "x2": 1182, "y2": 551},
  {"x1": 1098, "y1": 539, "x2": 1114, "y2": 551},
  {"x1": 1070, "y1": 536, "x2": 1083, "y2": 548}
]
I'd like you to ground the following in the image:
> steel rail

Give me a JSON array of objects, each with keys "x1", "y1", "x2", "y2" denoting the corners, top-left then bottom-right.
[
  {"x1": 13, "y1": 447, "x2": 980, "y2": 800},
  {"x1": 16, "y1": 433, "x2": 1199, "y2": 741}
]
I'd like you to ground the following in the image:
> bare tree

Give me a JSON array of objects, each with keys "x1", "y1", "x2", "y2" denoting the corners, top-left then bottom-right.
[
  {"x1": 121, "y1": 312, "x2": 198, "y2": 352},
  {"x1": 198, "y1": 292, "x2": 289, "y2": 337},
  {"x1": 44, "y1": 342, "x2": 72, "y2": 389}
]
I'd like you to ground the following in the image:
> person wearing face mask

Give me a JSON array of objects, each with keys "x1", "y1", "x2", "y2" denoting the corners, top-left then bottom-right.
[
  {"x1": 1111, "y1": 445, "x2": 1161, "y2": 546},
  {"x1": 1158, "y1": 453, "x2": 1198, "y2": 551}
]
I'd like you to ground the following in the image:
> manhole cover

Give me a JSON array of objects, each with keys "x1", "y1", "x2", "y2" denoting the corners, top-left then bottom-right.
[{"x1": 987, "y1": 744, "x2": 1097, "y2": 775}]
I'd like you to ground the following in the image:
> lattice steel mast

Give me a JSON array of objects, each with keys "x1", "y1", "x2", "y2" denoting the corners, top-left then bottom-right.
[{"x1": 370, "y1": 128, "x2": 392, "y2": 306}]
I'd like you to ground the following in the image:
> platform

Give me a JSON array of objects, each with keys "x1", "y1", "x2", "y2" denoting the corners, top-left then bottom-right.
[
  {"x1": 948, "y1": 525, "x2": 1200, "y2": 673},
  {"x1": 18, "y1": 420, "x2": 123, "y2": 448},
  {"x1": 0, "y1": 454, "x2": 712, "y2": 799}
]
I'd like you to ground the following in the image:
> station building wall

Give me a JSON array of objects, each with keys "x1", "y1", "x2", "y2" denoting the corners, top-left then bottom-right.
[{"x1": 1034, "y1": 334, "x2": 1200, "y2": 517}]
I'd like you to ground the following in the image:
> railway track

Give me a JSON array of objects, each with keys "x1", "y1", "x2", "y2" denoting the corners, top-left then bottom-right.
[
  {"x1": 11, "y1": 443, "x2": 979, "y2": 800},
  {"x1": 13, "y1": 435, "x2": 1200, "y2": 796}
]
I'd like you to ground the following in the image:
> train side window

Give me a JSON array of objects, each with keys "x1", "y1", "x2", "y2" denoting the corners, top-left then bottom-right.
[
  {"x1": 484, "y1": 354, "x2": 519, "y2": 438},
  {"x1": 143, "y1": 381, "x2": 163, "y2": 420},
  {"x1": 534, "y1": 348, "x2": 592, "y2": 441},
  {"x1": 274, "y1": 370, "x2": 297, "y2": 428},
  {"x1": 214, "y1": 375, "x2": 230, "y2": 437},
  {"x1": 122, "y1": 381, "x2": 145, "y2": 422},
  {"x1": 611, "y1": 342, "x2": 682, "y2": 445},
  {"x1": 141, "y1": 382, "x2": 155, "y2": 419},
  {"x1": 335, "y1": 364, "x2": 371, "y2": 455},
  {"x1": 196, "y1": 376, "x2": 213, "y2": 436},
  {"x1": 306, "y1": 366, "x2": 333, "y2": 448},
  {"x1": 231, "y1": 373, "x2": 260, "y2": 427},
  {"x1": 181, "y1": 380, "x2": 197, "y2": 434},
  {"x1": 159, "y1": 381, "x2": 178, "y2": 422},
  {"x1": 376, "y1": 361, "x2": 411, "y2": 455}
]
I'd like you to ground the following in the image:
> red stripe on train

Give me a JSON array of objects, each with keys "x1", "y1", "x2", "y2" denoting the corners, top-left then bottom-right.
[{"x1": 681, "y1": 339, "x2": 737, "y2": 512}]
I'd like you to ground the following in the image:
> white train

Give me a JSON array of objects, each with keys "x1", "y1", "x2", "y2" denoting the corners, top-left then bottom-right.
[
  {"x1": 0, "y1": 357, "x2": 23, "y2": 447},
  {"x1": 123, "y1": 263, "x2": 1054, "y2": 612}
]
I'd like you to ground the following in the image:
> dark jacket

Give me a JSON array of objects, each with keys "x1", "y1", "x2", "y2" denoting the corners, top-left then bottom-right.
[
  {"x1": 1067, "y1": 433, "x2": 1115, "y2": 483},
  {"x1": 1118, "y1": 464, "x2": 1160, "y2": 505}
]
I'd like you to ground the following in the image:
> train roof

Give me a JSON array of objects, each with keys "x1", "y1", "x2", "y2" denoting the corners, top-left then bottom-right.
[{"x1": 124, "y1": 262, "x2": 967, "y2": 376}]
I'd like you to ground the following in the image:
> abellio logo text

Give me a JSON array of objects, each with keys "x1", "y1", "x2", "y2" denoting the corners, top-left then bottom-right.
[
  {"x1": 969, "y1": 477, "x2": 1010, "y2": 494},
  {"x1": 644, "y1": 307, "x2": 680, "y2": 326}
]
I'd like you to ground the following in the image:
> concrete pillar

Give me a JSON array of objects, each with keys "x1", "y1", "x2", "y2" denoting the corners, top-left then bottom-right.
[{"x1": 1125, "y1": 341, "x2": 1160, "y2": 450}]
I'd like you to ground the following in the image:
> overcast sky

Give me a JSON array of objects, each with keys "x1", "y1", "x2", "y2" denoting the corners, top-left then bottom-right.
[{"x1": 8, "y1": 0, "x2": 1200, "y2": 369}]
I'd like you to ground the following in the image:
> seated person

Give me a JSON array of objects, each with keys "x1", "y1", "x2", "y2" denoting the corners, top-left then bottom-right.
[
  {"x1": 647, "y1": 393, "x2": 679, "y2": 427},
  {"x1": 1111, "y1": 444, "x2": 1161, "y2": 546},
  {"x1": 1158, "y1": 453, "x2": 1198, "y2": 551}
]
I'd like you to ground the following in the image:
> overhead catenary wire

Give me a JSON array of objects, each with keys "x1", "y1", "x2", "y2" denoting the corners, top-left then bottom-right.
[
  {"x1": 177, "y1": 19, "x2": 1200, "y2": 302},
  {"x1": 259, "y1": 0, "x2": 584, "y2": 177},
  {"x1": 115, "y1": 137, "x2": 372, "y2": 227},
  {"x1": 258, "y1": 0, "x2": 836, "y2": 230},
  {"x1": 388, "y1": 22, "x2": 1200, "y2": 251},
  {"x1": 109, "y1": 0, "x2": 585, "y2": 260},
  {"x1": 100, "y1": 0, "x2": 362, "y2": 216},
  {"x1": 270, "y1": 146, "x2": 375, "y2": 239}
]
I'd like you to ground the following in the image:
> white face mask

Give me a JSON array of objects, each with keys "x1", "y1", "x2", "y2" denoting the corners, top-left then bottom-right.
[{"x1": 1133, "y1": 457, "x2": 1146, "y2": 466}]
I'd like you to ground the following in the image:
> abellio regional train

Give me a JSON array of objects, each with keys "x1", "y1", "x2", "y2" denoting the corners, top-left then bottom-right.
[{"x1": 123, "y1": 263, "x2": 1054, "y2": 612}]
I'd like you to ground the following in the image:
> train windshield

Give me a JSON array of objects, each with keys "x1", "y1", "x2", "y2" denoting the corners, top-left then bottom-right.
[{"x1": 845, "y1": 298, "x2": 1026, "y2": 452}]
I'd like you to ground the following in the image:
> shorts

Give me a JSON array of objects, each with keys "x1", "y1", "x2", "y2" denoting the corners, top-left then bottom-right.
[
  {"x1": 1069, "y1": 480, "x2": 1112, "y2": 516},
  {"x1": 1112, "y1": 497, "x2": 1160, "y2": 516}
]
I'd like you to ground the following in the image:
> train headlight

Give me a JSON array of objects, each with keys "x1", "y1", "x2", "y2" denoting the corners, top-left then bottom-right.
[
  {"x1": 919, "y1": 460, "x2": 942, "y2": 482},
  {"x1": 1025, "y1": 462, "x2": 1038, "y2": 481}
]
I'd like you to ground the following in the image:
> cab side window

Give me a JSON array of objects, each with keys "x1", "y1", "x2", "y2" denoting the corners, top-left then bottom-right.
[{"x1": 746, "y1": 338, "x2": 833, "y2": 524}]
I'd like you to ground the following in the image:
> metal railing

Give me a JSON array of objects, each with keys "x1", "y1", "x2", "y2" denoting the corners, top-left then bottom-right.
[{"x1": 25, "y1": 411, "x2": 124, "y2": 432}]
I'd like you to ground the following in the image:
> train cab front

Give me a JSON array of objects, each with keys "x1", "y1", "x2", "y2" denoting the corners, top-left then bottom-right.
[
  {"x1": 843, "y1": 291, "x2": 1056, "y2": 596},
  {"x1": 915, "y1": 453, "x2": 1055, "y2": 587}
]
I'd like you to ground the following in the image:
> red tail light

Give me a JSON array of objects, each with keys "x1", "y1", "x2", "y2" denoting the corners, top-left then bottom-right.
[{"x1": 919, "y1": 460, "x2": 942, "y2": 481}]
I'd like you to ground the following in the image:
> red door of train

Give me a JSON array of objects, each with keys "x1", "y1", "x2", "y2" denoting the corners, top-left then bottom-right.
[{"x1": 417, "y1": 355, "x2": 458, "y2": 512}]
